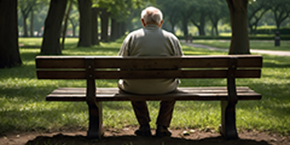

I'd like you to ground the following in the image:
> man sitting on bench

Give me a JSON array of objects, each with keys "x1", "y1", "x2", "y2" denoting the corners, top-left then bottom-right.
[{"x1": 118, "y1": 6, "x2": 183, "y2": 137}]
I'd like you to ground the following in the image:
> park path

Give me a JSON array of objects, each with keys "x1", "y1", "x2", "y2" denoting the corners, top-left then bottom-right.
[{"x1": 182, "y1": 40, "x2": 290, "y2": 56}]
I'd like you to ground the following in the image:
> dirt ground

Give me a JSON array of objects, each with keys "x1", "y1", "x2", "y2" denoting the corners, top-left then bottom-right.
[{"x1": 1, "y1": 127, "x2": 289, "y2": 145}]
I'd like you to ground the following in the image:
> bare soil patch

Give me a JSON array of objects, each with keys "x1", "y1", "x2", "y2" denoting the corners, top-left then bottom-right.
[{"x1": 1, "y1": 127, "x2": 289, "y2": 145}]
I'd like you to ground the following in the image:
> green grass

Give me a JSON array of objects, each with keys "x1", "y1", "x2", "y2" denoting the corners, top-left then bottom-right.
[
  {"x1": 193, "y1": 39, "x2": 290, "y2": 51},
  {"x1": 0, "y1": 38, "x2": 290, "y2": 136}
]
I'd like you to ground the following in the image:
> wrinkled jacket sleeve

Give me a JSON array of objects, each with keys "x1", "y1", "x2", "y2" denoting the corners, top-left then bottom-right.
[
  {"x1": 118, "y1": 35, "x2": 131, "y2": 56},
  {"x1": 175, "y1": 40, "x2": 183, "y2": 56}
]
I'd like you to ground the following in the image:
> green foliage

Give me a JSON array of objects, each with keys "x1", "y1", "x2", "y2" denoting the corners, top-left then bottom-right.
[
  {"x1": 256, "y1": 27, "x2": 290, "y2": 35},
  {"x1": 1, "y1": 38, "x2": 290, "y2": 136},
  {"x1": 94, "y1": 0, "x2": 155, "y2": 21}
]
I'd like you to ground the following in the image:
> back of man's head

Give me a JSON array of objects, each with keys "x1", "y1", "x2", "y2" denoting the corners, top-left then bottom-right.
[{"x1": 141, "y1": 6, "x2": 163, "y2": 25}]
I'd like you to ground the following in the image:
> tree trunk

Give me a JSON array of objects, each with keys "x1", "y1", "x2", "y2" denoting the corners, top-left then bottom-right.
[
  {"x1": 68, "y1": 18, "x2": 76, "y2": 37},
  {"x1": 0, "y1": 0, "x2": 22, "y2": 68},
  {"x1": 22, "y1": 12, "x2": 28, "y2": 37},
  {"x1": 77, "y1": 0, "x2": 92, "y2": 47},
  {"x1": 211, "y1": 26, "x2": 214, "y2": 36},
  {"x1": 121, "y1": 22, "x2": 127, "y2": 37},
  {"x1": 215, "y1": 25, "x2": 219, "y2": 36},
  {"x1": 199, "y1": 12, "x2": 206, "y2": 36},
  {"x1": 226, "y1": 0, "x2": 250, "y2": 54},
  {"x1": 91, "y1": 8, "x2": 99, "y2": 45},
  {"x1": 30, "y1": 10, "x2": 34, "y2": 37},
  {"x1": 41, "y1": 0, "x2": 68, "y2": 54},
  {"x1": 249, "y1": 23, "x2": 254, "y2": 34},
  {"x1": 210, "y1": 17, "x2": 219, "y2": 36},
  {"x1": 100, "y1": 8, "x2": 109, "y2": 42},
  {"x1": 117, "y1": 21, "x2": 125, "y2": 38},
  {"x1": 169, "y1": 18, "x2": 177, "y2": 34},
  {"x1": 61, "y1": 1, "x2": 72, "y2": 50},
  {"x1": 182, "y1": 17, "x2": 188, "y2": 37},
  {"x1": 170, "y1": 23, "x2": 175, "y2": 34},
  {"x1": 110, "y1": 18, "x2": 118, "y2": 41}
]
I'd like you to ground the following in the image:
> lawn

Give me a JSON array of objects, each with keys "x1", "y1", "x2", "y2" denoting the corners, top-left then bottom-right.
[
  {"x1": 0, "y1": 38, "x2": 289, "y2": 136},
  {"x1": 193, "y1": 39, "x2": 290, "y2": 51}
]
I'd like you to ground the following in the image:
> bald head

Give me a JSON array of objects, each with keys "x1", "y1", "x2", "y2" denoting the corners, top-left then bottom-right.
[{"x1": 141, "y1": 6, "x2": 163, "y2": 26}]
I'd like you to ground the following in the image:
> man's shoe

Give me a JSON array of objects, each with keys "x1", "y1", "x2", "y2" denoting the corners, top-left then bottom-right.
[
  {"x1": 155, "y1": 125, "x2": 172, "y2": 137},
  {"x1": 134, "y1": 124, "x2": 152, "y2": 136}
]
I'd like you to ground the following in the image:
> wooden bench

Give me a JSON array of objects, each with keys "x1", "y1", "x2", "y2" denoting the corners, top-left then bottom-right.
[{"x1": 35, "y1": 55, "x2": 262, "y2": 140}]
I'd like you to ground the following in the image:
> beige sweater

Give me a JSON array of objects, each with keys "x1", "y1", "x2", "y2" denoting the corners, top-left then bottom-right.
[{"x1": 118, "y1": 24, "x2": 183, "y2": 95}]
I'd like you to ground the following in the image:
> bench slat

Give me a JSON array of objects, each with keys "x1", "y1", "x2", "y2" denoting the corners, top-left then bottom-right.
[
  {"x1": 37, "y1": 69, "x2": 261, "y2": 79},
  {"x1": 46, "y1": 87, "x2": 262, "y2": 101},
  {"x1": 36, "y1": 55, "x2": 262, "y2": 69}
]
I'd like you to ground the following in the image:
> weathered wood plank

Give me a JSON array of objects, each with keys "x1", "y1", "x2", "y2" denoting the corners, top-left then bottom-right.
[
  {"x1": 46, "y1": 87, "x2": 262, "y2": 101},
  {"x1": 36, "y1": 55, "x2": 262, "y2": 69},
  {"x1": 37, "y1": 69, "x2": 261, "y2": 79}
]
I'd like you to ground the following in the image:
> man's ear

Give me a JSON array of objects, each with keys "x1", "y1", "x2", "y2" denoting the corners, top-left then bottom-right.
[
  {"x1": 158, "y1": 20, "x2": 163, "y2": 28},
  {"x1": 141, "y1": 19, "x2": 146, "y2": 27}
]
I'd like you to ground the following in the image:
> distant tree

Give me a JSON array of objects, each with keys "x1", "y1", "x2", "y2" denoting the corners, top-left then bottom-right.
[
  {"x1": 110, "y1": 0, "x2": 144, "y2": 40},
  {"x1": 96, "y1": 0, "x2": 154, "y2": 42},
  {"x1": 27, "y1": 1, "x2": 49, "y2": 37},
  {"x1": 61, "y1": 1, "x2": 73, "y2": 49},
  {"x1": 100, "y1": 8, "x2": 110, "y2": 42},
  {"x1": 110, "y1": 0, "x2": 131, "y2": 41},
  {"x1": 18, "y1": 0, "x2": 37, "y2": 37},
  {"x1": 0, "y1": 0, "x2": 22, "y2": 68},
  {"x1": 189, "y1": 0, "x2": 212, "y2": 36},
  {"x1": 208, "y1": 0, "x2": 228, "y2": 36},
  {"x1": 77, "y1": 0, "x2": 92, "y2": 47},
  {"x1": 270, "y1": 0, "x2": 290, "y2": 29},
  {"x1": 91, "y1": 7, "x2": 100, "y2": 45},
  {"x1": 41, "y1": 0, "x2": 68, "y2": 54},
  {"x1": 248, "y1": 0, "x2": 270, "y2": 34},
  {"x1": 226, "y1": 0, "x2": 250, "y2": 54},
  {"x1": 68, "y1": 5, "x2": 79, "y2": 37},
  {"x1": 179, "y1": 0, "x2": 193, "y2": 37},
  {"x1": 157, "y1": 0, "x2": 182, "y2": 34}
]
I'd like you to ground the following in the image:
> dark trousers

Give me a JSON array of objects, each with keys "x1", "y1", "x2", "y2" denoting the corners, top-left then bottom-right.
[{"x1": 131, "y1": 100, "x2": 175, "y2": 127}]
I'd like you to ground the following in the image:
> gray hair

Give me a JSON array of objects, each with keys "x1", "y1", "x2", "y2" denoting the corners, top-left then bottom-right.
[{"x1": 141, "y1": 6, "x2": 163, "y2": 24}]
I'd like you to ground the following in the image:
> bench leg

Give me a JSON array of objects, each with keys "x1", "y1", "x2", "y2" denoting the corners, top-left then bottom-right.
[
  {"x1": 220, "y1": 100, "x2": 238, "y2": 139},
  {"x1": 87, "y1": 101, "x2": 104, "y2": 139}
]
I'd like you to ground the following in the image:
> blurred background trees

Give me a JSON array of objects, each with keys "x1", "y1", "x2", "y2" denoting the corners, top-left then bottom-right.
[
  {"x1": 17, "y1": 0, "x2": 290, "y2": 39},
  {"x1": 17, "y1": 0, "x2": 290, "y2": 40}
]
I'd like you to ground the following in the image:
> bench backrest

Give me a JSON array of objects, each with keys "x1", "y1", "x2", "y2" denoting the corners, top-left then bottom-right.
[{"x1": 36, "y1": 55, "x2": 262, "y2": 80}]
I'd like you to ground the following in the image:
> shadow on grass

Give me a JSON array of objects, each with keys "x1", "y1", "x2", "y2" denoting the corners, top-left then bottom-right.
[{"x1": 26, "y1": 134, "x2": 270, "y2": 145}]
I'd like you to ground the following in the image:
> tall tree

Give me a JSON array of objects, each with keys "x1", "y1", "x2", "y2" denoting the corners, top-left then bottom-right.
[
  {"x1": 91, "y1": 7, "x2": 100, "y2": 45},
  {"x1": 270, "y1": 0, "x2": 290, "y2": 29},
  {"x1": 18, "y1": 0, "x2": 37, "y2": 37},
  {"x1": 226, "y1": 0, "x2": 250, "y2": 54},
  {"x1": 248, "y1": 0, "x2": 270, "y2": 34},
  {"x1": 109, "y1": 0, "x2": 135, "y2": 40},
  {"x1": 0, "y1": 0, "x2": 22, "y2": 68},
  {"x1": 41, "y1": 0, "x2": 68, "y2": 54},
  {"x1": 68, "y1": 4, "x2": 79, "y2": 37},
  {"x1": 61, "y1": 1, "x2": 73, "y2": 50},
  {"x1": 179, "y1": 0, "x2": 193, "y2": 37},
  {"x1": 189, "y1": 0, "x2": 211, "y2": 36},
  {"x1": 208, "y1": 0, "x2": 228, "y2": 36},
  {"x1": 30, "y1": 9, "x2": 34, "y2": 36},
  {"x1": 95, "y1": 0, "x2": 155, "y2": 42},
  {"x1": 100, "y1": 8, "x2": 110, "y2": 42},
  {"x1": 77, "y1": 0, "x2": 92, "y2": 47},
  {"x1": 157, "y1": 0, "x2": 182, "y2": 34}
]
